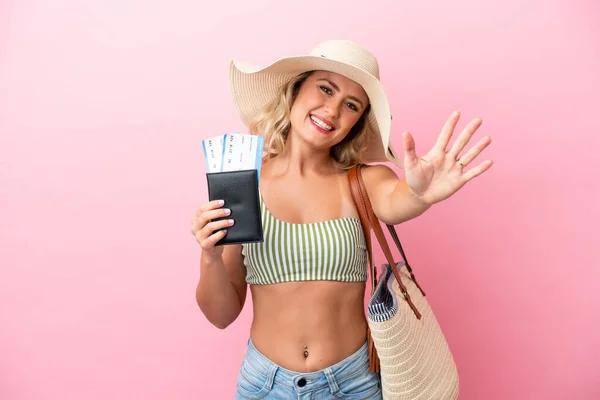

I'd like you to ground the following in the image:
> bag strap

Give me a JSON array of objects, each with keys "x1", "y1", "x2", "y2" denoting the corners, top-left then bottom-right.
[
  {"x1": 349, "y1": 169, "x2": 377, "y2": 295},
  {"x1": 348, "y1": 165, "x2": 380, "y2": 373},
  {"x1": 348, "y1": 164, "x2": 426, "y2": 320}
]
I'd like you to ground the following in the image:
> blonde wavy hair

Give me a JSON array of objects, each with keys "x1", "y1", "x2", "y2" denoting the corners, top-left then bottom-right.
[{"x1": 248, "y1": 71, "x2": 371, "y2": 169}]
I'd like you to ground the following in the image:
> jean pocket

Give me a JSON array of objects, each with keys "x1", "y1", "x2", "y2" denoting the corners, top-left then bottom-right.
[
  {"x1": 235, "y1": 359, "x2": 272, "y2": 399},
  {"x1": 334, "y1": 369, "x2": 381, "y2": 400}
]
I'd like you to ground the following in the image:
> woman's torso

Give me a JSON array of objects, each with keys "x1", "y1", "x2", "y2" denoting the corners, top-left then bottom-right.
[{"x1": 242, "y1": 163, "x2": 369, "y2": 372}]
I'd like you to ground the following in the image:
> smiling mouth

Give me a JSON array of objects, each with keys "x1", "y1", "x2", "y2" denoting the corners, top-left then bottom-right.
[{"x1": 310, "y1": 115, "x2": 335, "y2": 131}]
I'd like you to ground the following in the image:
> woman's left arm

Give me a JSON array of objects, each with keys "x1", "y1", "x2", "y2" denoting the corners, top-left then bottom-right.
[{"x1": 363, "y1": 111, "x2": 494, "y2": 225}]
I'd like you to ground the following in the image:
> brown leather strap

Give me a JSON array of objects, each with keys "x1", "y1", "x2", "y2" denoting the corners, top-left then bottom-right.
[
  {"x1": 387, "y1": 223, "x2": 425, "y2": 297},
  {"x1": 348, "y1": 165, "x2": 380, "y2": 373},
  {"x1": 348, "y1": 165, "x2": 424, "y2": 319},
  {"x1": 366, "y1": 325, "x2": 380, "y2": 373},
  {"x1": 348, "y1": 166, "x2": 377, "y2": 294}
]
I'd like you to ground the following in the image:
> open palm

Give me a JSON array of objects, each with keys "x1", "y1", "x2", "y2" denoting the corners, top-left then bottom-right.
[{"x1": 402, "y1": 111, "x2": 493, "y2": 205}]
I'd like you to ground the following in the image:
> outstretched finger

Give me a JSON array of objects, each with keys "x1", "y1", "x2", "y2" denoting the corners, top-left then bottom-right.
[
  {"x1": 448, "y1": 117, "x2": 482, "y2": 159},
  {"x1": 462, "y1": 160, "x2": 494, "y2": 181},
  {"x1": 434, "y1": 111, "x2": 461, "y2": 153},
  {"x1": 458, "y1": 136, "x2": 492, "y2": 167}
]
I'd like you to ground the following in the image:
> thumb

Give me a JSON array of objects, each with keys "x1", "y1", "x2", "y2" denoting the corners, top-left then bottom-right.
[{"x1": 402, "y1": 131, "x2": 419, "y2": 168}]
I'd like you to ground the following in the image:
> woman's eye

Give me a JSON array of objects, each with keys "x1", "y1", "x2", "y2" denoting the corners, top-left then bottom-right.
[
  {"x1": 346, "y1": 102, "x2": 358, "y2": 111},
  {"x1": 319, "y1": 85, "x2": 332, "y2": 95}
]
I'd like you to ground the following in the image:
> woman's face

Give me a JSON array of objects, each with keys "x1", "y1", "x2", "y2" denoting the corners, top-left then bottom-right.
[{"x1": 288, "y1": 71, "x2": 369, "y2": 151}]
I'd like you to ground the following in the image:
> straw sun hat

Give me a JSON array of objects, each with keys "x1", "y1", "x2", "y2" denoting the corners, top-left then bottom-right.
[{"x1": 228, "y1": 40, "x2": 402, "y2": 167}]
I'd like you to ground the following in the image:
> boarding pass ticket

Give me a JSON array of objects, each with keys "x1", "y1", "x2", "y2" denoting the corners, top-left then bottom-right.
[{"x1": 202, "y1": 133, "x2": 264, "y2": 176}]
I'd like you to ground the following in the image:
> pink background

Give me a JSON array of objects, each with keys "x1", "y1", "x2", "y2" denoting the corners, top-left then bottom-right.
[{"x1": 1, "y1": 1, "x2": 599, "y2": 399}]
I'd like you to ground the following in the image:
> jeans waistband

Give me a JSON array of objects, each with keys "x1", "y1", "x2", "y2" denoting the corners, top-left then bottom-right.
[{"x1": 245, "y1": 338, "x2": 370, "y2": 392}]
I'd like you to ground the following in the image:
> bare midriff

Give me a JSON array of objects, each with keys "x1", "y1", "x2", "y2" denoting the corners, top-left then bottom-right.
[{"x1": 249, "y1": 280, "x2": 368, "y2": 373}]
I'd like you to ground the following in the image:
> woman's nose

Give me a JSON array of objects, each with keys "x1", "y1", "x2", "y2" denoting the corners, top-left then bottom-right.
[{"x1": 324, "y1": 98, "x2": 341, "y2": 118}]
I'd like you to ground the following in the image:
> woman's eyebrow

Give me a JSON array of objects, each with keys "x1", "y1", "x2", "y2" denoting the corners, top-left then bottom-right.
[{"x1": 317, "y1": 78, "x2": 364, "y2": 107}]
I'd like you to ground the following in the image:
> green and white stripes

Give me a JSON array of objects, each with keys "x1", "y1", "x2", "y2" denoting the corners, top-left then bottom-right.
[{"x1": 241, "y1": 196, "x2": 368, "y2": 285}]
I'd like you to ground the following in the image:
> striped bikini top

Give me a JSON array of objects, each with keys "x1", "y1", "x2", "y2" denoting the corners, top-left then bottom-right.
[{"x1": 241, "y1": 194, "x2": 368, "y2": 285}]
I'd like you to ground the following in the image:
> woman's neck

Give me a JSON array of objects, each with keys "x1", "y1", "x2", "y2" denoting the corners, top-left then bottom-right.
[{"x1": 268, "y1": 134, "x2": 338, "y2": 177}]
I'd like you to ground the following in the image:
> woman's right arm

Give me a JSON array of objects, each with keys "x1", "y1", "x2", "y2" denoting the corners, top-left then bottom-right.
[{"x1": 191, "y1": 200, "x2": 248, "y2": 329}]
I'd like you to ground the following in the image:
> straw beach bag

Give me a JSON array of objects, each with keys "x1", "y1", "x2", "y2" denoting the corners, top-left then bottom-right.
[{"x1": 348, "y1": 164, "x2": 459, "y2": 400}]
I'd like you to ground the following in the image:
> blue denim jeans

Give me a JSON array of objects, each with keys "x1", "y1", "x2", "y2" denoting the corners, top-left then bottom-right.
[{"x1": 234, "y1": 339, "x2": 382, "y2": 399}]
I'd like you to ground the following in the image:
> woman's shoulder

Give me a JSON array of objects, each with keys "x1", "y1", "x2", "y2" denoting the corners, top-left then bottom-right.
[
  {"x1": 355, "y1": 163, "x2": 402, "y2": 205},
  {"x1": 360, "y1": 163, "x2": 399, "y2": 182}
]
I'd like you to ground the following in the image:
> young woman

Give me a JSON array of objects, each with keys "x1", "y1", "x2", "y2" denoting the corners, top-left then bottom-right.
[{"x1": 191, "y1": 40, "x2": 492, "y2": 399}]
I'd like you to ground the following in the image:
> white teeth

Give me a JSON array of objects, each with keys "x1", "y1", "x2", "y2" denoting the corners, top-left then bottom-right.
[{"x1": 310, "y1": 115, "x2": 333, "y2": 131}]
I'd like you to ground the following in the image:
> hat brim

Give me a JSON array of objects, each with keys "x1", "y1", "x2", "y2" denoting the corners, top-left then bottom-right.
[{"x1": 229, "y1": 55, "x2": 402, "y2": 167}]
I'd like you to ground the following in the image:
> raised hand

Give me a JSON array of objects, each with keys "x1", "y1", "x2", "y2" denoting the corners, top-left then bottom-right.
[
  {"x1": 191, "y1": 200, "x2": 235, "y2": 256},
  {"x1": 401, "y1": 111, "x2": 493, "y2": 205}
]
